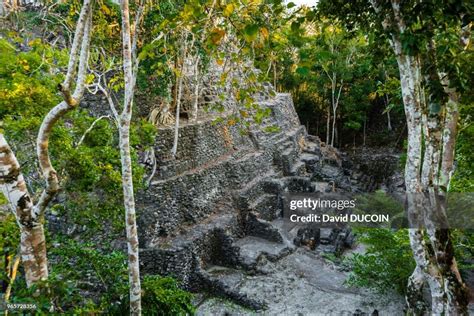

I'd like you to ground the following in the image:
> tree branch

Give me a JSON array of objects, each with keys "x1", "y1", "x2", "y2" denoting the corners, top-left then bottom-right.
[
  {"x1": 120, "y1": 0, "x2": 134, "y2": 119},
  {"x1": 35, "y1": 3, "x2": 93, "y2": 217},
  {"x1": 77, "y1": 115, "x2": 111, "y2": 147},
  {"x1": 63, "y1": 0, "x2": 92, "y2": 90}
]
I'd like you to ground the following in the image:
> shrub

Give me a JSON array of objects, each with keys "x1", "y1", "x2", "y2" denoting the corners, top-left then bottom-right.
[
  {"x1": 345, "y1": 228, "x2": 415, "y2": 295},
  {"x1": 141, "y1": 275, "x2": 195, "y2": 316},
  {"x1": 8, "y1": 240, "x2": 195, "y2": 315}
]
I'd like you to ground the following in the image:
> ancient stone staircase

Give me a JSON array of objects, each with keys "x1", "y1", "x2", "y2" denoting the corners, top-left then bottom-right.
[{"x1": 137, "y1": 93, "x2": 381, "y2": 310}]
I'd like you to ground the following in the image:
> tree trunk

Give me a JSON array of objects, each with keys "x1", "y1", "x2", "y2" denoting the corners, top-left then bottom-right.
[
  {"x1": 0, "y1": 134, "x2": 48, "y2": 287},
  {"x1": 190, "y1": 55, "x2": 200, "y2": 122},
  {"x1": 119, "y1": 0, "x2": 142, "y2": 314},
  {"x1": 331, "y1": 106, "x2": 336, "y2": 147},
  {"x1": 382, "y1": 3, "x2": 468, "y2": 313},
  {"x1": 20, "y1": 225, "x2": 48, "y2": 287},
  {"x1": 273, "y1": 60, "x2": 277, "y2": 90},
  {"x1": 171, "y1": 34, "x2": 187, "y2": 157},
  {"x1": 0, "y1": 0, "x2": 92, "y2": 287},
  {"x1": 171, "y1": 66, "x2": 184, "y2": 157},
  {"x1": 387, "y1": 109, "x2": 392, "y2": 131},
  {"x1": 326, "y1": 106, "x2": 331, "y2": 144},
  {"x1": 118, "y1": 125, "x2": 142, "y2": 316}
]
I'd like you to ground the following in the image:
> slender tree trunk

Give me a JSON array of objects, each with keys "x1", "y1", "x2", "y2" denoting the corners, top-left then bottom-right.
[
  {"x1": 395, "y1": 43, "x2": 430, "y2": 316},
  {"x1": 330, "y1": 75, "x2": 343, "y2": 147},
  {"x1": 171, "y1": 65, "x2": 184, "y2": 157},
  {"x1": 331, "y1": 106, "x2": 336, "y2": 147},
  {"x1": 385, "y1": 95, "x2": 393, "y2": 131},
  {"x1": 326, "y1": 106, "x2": 331, "y2": 144},
  {"x1": 0, "y1": 0, "x2": 92, "y2": 287},
  {"x1": 119, "y1": 0, "x2": 142, "y2": 314},
  {"x1": 171, "y1": 33, "x2": 187, "y2": 157},
  {"x1": 273, "y1": 60, "x2": 277, "y2": 90},
  {"x1": 118, "y1": 125, "x2": 141, "y2": 315},
  {"x1": 191, "y1": 55, "x2": 200, "y2": 122},
  {"x1": 330, "y1": 74, "x2": 335, "y2": 146},
  {"x1": 387, "y1": 110, "x2": 392, "y2": 131}
]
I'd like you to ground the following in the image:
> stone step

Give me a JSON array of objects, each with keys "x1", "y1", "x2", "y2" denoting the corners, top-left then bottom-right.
[
  {"x1": 233, "y1": 170, "x2": 279, "y2": 210},
  {"x1": 270, "y1": 127, "x2": 303, "y2": 148},
  {"x1": 247, "y1": 193, "x2": 280, "y2": 221},
  {"x1": 232, "y1": 236, "x2": 295, "y2": 270},
  {"x1": 319, "y1": 227, "x2": 336, "y2": 245},
  {"x1": 245, "y1": 212, "x2": 284, "y2": 243},
  {"x1": 287, "y1": 160, "x2": 307, "y2": 177},
  {"x1": 302, "y1": 140, "x2": 321, "y2": 155},
  {"x1": 280, "y1": 147, "x2": 298, "y2": 174},
  {"x1": 300, "y1": 152, "x2": 320, "y2": 165},
  {"x1": 260, "y1": 177, "x2": 284, "y2": 195},
  {"x1": 312, "y1": 181, "x2": 331, "y2": 193},
  {"x1": 199, "y1": 266, "x2": 266, "y2": 310},
  {"x1": 269, "y1": 218, "x2": 300, "y2": 246},
  {"x1": 281, "y1": 176, "x2": 314, "y2": 193},
  {"x1": 312, "y1": 164, "x2": 344, "y2": 182},
  {"x1": 140, "y1": 211, "x2": 240, "y2": 288},
  {"x1": 204, "y1": 265, "x2": 245, "y2": 289}
]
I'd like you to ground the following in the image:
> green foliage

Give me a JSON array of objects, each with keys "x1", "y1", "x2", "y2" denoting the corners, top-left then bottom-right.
[
  {"x1": 0, "y1": 37, "x2": 65, "y2": 118},
  {"x1": 49, "y1": 240, "x2": 129, "y2": 313},
  {"x1": 0, "y1": 192, "x2": 7, "y2": 205},
  {"x1": 8, "y1": 240, "x2": 127, "y2": 313},
  {"x1": 10, "y1": 273, "x2": 97, "y2": 314},
  {"x1": 347, "y1": 228, "x2": 474, "y2": 296},
  {"x1": 141, "y1": 275, "x2": 196, "y2": 316},
  {"x1": 451, "y1": 103, "x2": 474, "y2": 192},
  {"x1": 1, "y1": 31, "x2": 157, "y2": 236},
  {"x1": 346, "y1": 192, "x2": 414, "y2": 294},
  {"x1": 353, "y1": 191, "x2": 405, "y2": 228},
  {"x1": 452, "y1": 230, "x2": 474, "y2": 275},
  {"x1": 9, "y1": 240, "x2": 194, "y2": 315},
  {"x1": 346, "y1": 228, "x2": 415, "y2": 295},
  {"x1": 0, "y1": 213, "x2": 20, "y2": 291},
  {"x1": 257, "y1": 11, "x2": 405, "y2": 145}
]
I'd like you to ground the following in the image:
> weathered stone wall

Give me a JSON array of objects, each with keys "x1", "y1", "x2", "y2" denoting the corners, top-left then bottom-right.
[
  {"x1": 152, "y1": 121, "x2": 253, "y2": 179},
  {"x1": 137, "y1": 89, "x2": 374, "y2": 306},
  {"x1": 136, "y1": 93, "x2": 304, "y2": 248}
]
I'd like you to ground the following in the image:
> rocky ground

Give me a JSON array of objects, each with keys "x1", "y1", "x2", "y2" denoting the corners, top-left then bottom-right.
[{"x1": 195, "y1": 247, "x2": 406, "y2": 315}]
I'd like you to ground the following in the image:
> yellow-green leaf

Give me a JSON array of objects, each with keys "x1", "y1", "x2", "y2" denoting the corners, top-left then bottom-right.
[{"x1": 223, "y1": 3, "x2": 235, "y2": 17}]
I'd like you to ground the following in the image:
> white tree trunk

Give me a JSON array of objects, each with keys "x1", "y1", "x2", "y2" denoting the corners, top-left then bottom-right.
[
  {"x1": 119, "y1": 0, "x2": 142, "y2": 314},
  {"x1": 171, "y1": 34, "x2": 187, "y2": 157},
  {"x1": 171, "y1": 73, "x2": 183, "y2": 157},
  {"x1": 326, "y1": 106, "x2": 331, "y2": 144},
  {"x1": 0, "y1": 0, "x2": 92, "y2": 287},
  {"x1": 0, "y1": 134, "x2": 48, "y2": 287},
  {"x1": 119, "y1": 125, "x2": 141, "y2": 315},
  {"x1": 190, "y1": 55, "x2": 200, "y2": 122},
  {"x1": 370, "y1": 0, "x2": 469, "y2": 313}
]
